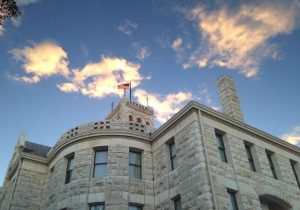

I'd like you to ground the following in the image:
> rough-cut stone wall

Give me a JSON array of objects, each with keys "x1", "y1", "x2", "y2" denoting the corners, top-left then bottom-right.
[
  {"x1": 202, "y1": 114, "x2": 300, "y2": 210},
  {"x1": 5, "y1": 159, "x2": 48, "y2": 210},
  {"x1": 152, "y1": 111, "x2": 214, "y2": 210},
  {"x1": 42, "y1": 136, "x2": 154, "y2": 210}
]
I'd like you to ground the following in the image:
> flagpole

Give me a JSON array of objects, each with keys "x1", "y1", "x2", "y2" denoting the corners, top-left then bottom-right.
[{"x1": 129, "y1": 82, "x2": 131, "y2": 101}]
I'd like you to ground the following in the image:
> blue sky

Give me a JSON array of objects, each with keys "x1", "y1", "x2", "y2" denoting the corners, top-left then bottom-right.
[{"x1": 1, "y1": 0, "x2": 300, "y2": 185}]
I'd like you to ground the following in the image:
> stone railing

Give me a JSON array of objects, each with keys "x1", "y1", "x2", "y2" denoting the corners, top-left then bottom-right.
[{"x1": 49, "y1": 120, "x2": 155, "y2": 155}]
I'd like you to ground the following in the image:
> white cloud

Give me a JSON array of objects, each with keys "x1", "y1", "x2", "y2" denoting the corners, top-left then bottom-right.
[
  {"x1": 10, "y1": 41, "x2": 69, "y2": 83},
  {"x1": 11, "y1": 17, "x2": 21, "y2": 27},
  {"x1": 10, "y1": 41, "x2": 147, "y2": 99},
  {"x1": 282, "y1": 126, "x2": 300, "y2": 146},
  {"x1": 0, "y1": 24, "x2": 5, "y2": 36},
  {"x1": 171, "y1": 38, "x2": 183, "y2": 50},
  {"x1": 16, "y1": 0, "x2": 39, "y2": 6},
  {"x1": 132, "y1": 43, "x2": 150, "y2": 61},
  {"x1": 134, "y1": 89, "x2": 193, "y2": 123},
  {"x1": 117, "y1": 19, "x2": 138, "y2": 36},
  {"x1": 58, "y1": 56, "x2": 145, "y2": 99},
  {"x1": 184, "y1": 1, "x2": 300, "y2": 77}
]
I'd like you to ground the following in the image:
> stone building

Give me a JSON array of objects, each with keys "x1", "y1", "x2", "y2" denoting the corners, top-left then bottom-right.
[{"x1": 1, "y1": 75, "x2": 300, "y2": 210}]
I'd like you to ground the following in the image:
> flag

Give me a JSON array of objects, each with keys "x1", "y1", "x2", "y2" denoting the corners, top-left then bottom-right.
[{"x1": 117, "y1": 83, "x2": 130, "y2": 90}]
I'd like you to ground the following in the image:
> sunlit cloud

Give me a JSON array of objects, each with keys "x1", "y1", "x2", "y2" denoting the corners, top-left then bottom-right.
[
  {"x1": 134, "y1": 89, "x2": 193, "y2": 123},
  {"x1": 183, "y1": 1, "x2": 300, "y2": 77},
  {"x1": 117, "y1": 19, "x2": 138, "y2": 36},
  {"x1": 171, "y1": 38, "x2": 183, "y2": 50},
  {"x1": 58, "y1": 56, "x2": 145, "y2": 99},
  {"x1": 282, "y1": 126, "x2": 300, "y2": 146},
  {"x1": 132, "y1": 42, "x2": 150, "y2": 61},
  {"x1": 10, "y1": 41, "x2": 69, "y2": 83}
]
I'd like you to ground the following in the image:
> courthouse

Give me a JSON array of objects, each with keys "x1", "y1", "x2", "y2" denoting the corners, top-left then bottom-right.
[{"x1": 1, "y1": 75, "x2": 300, "y2": 210}]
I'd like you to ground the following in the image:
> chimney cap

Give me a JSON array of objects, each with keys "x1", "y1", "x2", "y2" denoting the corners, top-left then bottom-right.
[{"x1": 217, "y1": 74, "x2": 233, "y2": 82}]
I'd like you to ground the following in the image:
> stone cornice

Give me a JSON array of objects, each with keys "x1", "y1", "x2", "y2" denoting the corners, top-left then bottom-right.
[
  {"x1": 47, "y1": 129, "x2": 152, "y2": 163},
  {"x1": 152, "y1": 101, "x2": 300, "y2": 154}
]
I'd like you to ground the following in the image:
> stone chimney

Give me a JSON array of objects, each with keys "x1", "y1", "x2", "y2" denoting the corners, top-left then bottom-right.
[{"x1": 217, "y1": 75, "x2": 244, "y2": 122}]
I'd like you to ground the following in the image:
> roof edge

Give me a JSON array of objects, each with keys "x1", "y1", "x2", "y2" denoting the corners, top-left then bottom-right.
[{"x1": 152, "y1": 100, "x2": 300, "y2": 154}]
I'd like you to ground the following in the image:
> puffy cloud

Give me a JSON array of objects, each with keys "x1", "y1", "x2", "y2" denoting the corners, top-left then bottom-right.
[
  {"x1": 56, "y1": 83, "x2": 79, "y2": 93},
  {"x1": 171, "y1": 37, "x2": 188, "y2": 63},
  {"x1": 132, "y1": 43, "x2": 150, "y2": 61},
  {"x1": 282, "y1": 126, "x2": 300, "y2": 146},
  {"x1": 171, "y1": 38, "x2": 183, "y2": 50},
  {"x1": 184, "y1": 1, "x2": 300, "y2": 77},
  {"x1": 58, "y1": 56, "x2": 145, "y2": 99},
  {"x1": 117, "y1": 19, "x2": 138, "y2": 36},
  {"x1": 11, "y1": 41, "x2": 69, "y2": 83},
  {"x1": 134, "y1": 89, "x2": 193, "y2": 123}
]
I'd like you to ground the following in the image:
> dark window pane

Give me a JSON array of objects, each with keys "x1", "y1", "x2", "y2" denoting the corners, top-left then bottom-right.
[
  {"x1": 174, "y1": 198, "x2": 182, "y2": 210},
  {"x1": 227, "y1": 191, "x2": 238, "y2": 210},
  {"x1": 129, "y1": 165, "x2": 141, "y2": 179},
  {"x1": 67, "y1": 158, "x2": 74, "y2": 170},
  {"x1": 95, "y1": 151, "x2": 108, "y2": 164},
  {"x1": 90, "y1": 204, "x2": 105, "y2": 210},
  {"x1": 218, "y1": 148, "x2": 227, "y2": 162},
  {"x1": 215, "y1": 133, "x2": 227, "y2": 162},
  {"x1": 94, "y1": 164, "x2": 107, "y2": 177},
  {"x1": 215, "y1": 134, "x2": 224, "y2": 148},
  {"x1": 170, "y1": 142, "x2": 176, "y2": 156},
  {"x1": 267, "y1": 153, "x2": 277, "y2": 179},
  {"x1": 129, "y1": 152, "x2": 141, "y2": 165},
  {"x1": 66, "y1": 156, "x2": 74, "y2": 183},
  {"x1": 171, "y1": 156, "x2": 177, "y2": 170},
  {"x1": 290, "y1": 160, "x2": 300, "y2": 188},
  {"x1": 245, "y1": 144, "x2": 256, "y2": 172},
  {"x1": 128, "y1": 205, "x2": 142, "y2": 210}
]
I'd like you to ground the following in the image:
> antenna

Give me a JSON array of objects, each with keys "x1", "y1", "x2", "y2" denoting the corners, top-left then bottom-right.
[{"x1": 111, "y1": 101, "x2": 114, "y2": 112}]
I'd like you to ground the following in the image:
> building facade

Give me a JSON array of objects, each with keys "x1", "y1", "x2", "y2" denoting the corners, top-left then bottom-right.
[{"x1": 1, "y1": 75, "x2": 300, "y2": 210}]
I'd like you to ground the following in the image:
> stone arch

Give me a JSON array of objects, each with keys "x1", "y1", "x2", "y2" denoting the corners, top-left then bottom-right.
[
  {"x1": 137, "y1": 117, "x2": 142, "y2": 123},
  {"x1": 259, "y1": 194, "x2": 292, "y2": 210},
  {"x1": 255, "y1": 186, "x2": 292, "y2": 210},
  {"x1": 129, "y1": 115, "x2": 133, "y2": 122}
]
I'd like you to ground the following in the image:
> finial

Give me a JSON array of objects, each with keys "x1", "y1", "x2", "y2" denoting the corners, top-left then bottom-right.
[{"x1": 18, "y1": 132, "x2": 26, "y2": 147}]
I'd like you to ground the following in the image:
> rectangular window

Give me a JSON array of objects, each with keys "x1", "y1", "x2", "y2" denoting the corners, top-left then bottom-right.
[
  {"x1": 169, "y1": 141, "x2": 177, "y2": 170},
  {"x1": 90, "y1": 203, "x2": 105, "y2": 210},
  {"x1": 94, "y1": 150, "x2": 108, "y2": 177},
  {"x1": 65, "y1": 155, "x2": 74, "y2": 184},
  {"x1": 244, "y1": 143, "x2": 256, "y2": 172},
  {"x1": 215, "y1": 132, "x2": 227, "y2": 162},
  {"x1": 174, "y1": 197, "x2": 182, "y2": 210},
  {"x1": 227, "y1": 189, "x2": 239, "y2": 210},
  {"x1": 129, "y1": 150, "x2": 142, "y2": 179},
  {"x1": 266, "y1": 151, "x2": 277, "y2": 179},
  {"x1": 290, "y1": 159, "x2": 300, "y2": 188},
  {"x1": 128, "y1": 204, "x2": 142, "y2": 210}
]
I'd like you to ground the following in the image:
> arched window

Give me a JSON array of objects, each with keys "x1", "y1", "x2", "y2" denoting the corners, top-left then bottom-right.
[
  {"x1": 137, "y1": 118, "x2": 142, "y2": 123},
  {"x1": 129, "y1": 115, "x2": 133, "y2": 122},
  {"x1": 146, "y1": 122, "x2": 150, "y2": 125}
]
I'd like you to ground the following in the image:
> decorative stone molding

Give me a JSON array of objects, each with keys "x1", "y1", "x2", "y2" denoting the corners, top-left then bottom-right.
[{"x1": 255, "y1": 185, "x2": 292, "y2": 208}]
